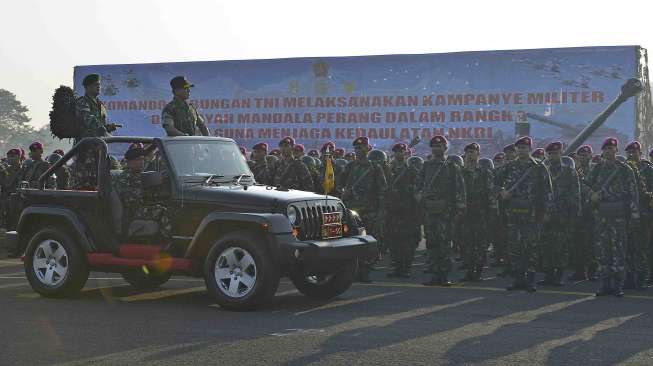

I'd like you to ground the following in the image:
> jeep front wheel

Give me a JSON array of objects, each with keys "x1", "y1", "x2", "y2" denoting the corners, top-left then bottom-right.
[
  {"x1": 24, "y1": 227, "x2": 89, "y2": 298},
  {"x1": 289, "y1": 260, "x2": 356, "y2": 299},
  {"x1": 204, "y1": 232, "x2": 280, "y2": 310}
]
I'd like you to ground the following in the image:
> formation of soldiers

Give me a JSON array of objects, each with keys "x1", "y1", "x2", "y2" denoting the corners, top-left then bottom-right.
[
  {"x1": 2, "y1": 73, "x2": 653, "y2": 298},
  {"x1": 241, "y1": 133, "x2": 653, "y2": 297}
]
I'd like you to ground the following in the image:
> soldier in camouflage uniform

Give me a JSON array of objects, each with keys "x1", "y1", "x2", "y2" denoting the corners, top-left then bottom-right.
[
  {"x1": 569, "y1": 145, "x2": 597, "y2": 281},
  {"x1": 495, "y1": 136, "x2": 553, "y2": 292},
  {"x1": 17, "y1": 142, "x2": 54, "y2": 189},
  {"x1": 0, "y1": 149, "x2": 22, "y2": 228},
  {"x1": 539, "y1": 141, "x2": 580, "y2": 287},
  {"x1": 270, "y1": 137, "x2": 313, "y2": 191},
  {"x1": 384, "y1": 143, "x2": 419, "y2": 278},
  {"x1": 586, "y1": 137, "x2": 639, "y2": 297},
  {"x1": 47, "y1": 153, "x2": 71, "y2": 190},
  {"x1": 73, "y1": 74, "x2": 121, "y2": 190},
  {"x1": 339, "y1": 137, "x2": 387, "y2": 283},
  {"x1": 494, "y1": 144, "x2": 517, "y2": 275},
  {"x1": 112, "y1": 147, "x2": 171, "y2": 240},
  {"x1": 248, "y1": 143, "x2": 272, "y2": 185},
  {"x1": 161, "y1": 76, "x2": 209, "y2": 137},
  {"x1": 624, "y1": 141, "x2": 653, "y2": 289},
  {"x1": 418, "y1": 135, "x2": 466, "y2": 287},
  {"x1": 460, "y1": 143, "x2": 497, "y2": 281},
  {"x1": 292, "y1": 144, "x2": 305, "y2": 159}
]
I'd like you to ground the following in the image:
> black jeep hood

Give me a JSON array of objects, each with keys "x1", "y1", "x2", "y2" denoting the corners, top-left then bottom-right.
[{"x1": 180, "y1": 184, "x2": 340, "y2": 210}]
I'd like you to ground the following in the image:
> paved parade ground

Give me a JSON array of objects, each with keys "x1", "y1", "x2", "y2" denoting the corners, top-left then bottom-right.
[{"x1": 2, "y1": 247, "x2": 653, "y2": 366}]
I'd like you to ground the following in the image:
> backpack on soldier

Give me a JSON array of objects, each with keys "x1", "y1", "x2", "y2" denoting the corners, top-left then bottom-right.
[{"x1": 49, "y1": 85, "x2": 80, "y2": 139}]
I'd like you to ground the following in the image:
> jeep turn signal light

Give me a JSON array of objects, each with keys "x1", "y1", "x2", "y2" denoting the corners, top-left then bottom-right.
[
  {"x1": 343, "y1": 224, "x2": 350, "y2": 235},
  {"x1": 292, "y1": 227, "x2": 300, "y2": 238}
]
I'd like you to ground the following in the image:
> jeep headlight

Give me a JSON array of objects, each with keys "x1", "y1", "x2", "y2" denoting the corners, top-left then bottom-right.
[{"x1": 287, "y1": 206, "x2": 298, "y2": 225}]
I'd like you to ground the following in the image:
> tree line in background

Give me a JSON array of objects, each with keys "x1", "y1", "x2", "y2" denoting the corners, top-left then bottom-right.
[{"x1": 0, "y1": 89, "x2": 71, "y2": 156}]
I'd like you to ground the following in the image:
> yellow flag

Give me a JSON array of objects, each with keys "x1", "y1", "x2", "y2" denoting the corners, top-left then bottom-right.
[{"x1": 323, "y1": 156, "x2": 335, "y2": 194}]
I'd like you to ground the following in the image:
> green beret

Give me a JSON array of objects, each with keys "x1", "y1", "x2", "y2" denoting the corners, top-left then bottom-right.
[{"x1": 83, "y1": 73, "x2": 101, "y2": 86}]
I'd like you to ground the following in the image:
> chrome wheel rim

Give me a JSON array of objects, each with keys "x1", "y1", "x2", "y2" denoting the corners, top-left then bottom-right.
[
  {"x1": 214, "y1": 247, "x2": 257, "y2": 298},
  {"x1": 32, "y1": 240, "x2": 69, "y2": 287}
]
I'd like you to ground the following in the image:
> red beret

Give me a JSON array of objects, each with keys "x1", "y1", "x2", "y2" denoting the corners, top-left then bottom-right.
[
  {"x1": 392, "y1": 143, "x2": 407, "y2": 152},
  {"x1": 430, "y1": 135, "x2": 448, "y2": 146},
  {"x1": 292, "y1": 144, "x2": 305, "y2": 153},
  {"x1": 464, "y1": 142, "x2": 480, "y2": 152},
  {"x1": 602, "y1": 137, "x2": 618, "y2": 149},
  {"x1": 334, "y1": 148, "x2": 345, "y2": 155},
  {"x1": 29, "y1": 141, "x2": 44, "y2": 151},
  {"x1": 531, "y1": 148, "x2": 545, "y2": 157},
  {"x1": 577, "y1": 145, "x2": 593, "y2": 154},
  {"x1": 7, "y1": 148, "x2": 20, "y2": 156},
  {"x1": 650, "y1": 148, "x2": 653, "y2": 158},
  {"x1": 321, "y1": 141, "x2": 336, "y2": 152},
  {"x1": 308, "y1": 149, "x2": 319, "y2": 156},
  {"x1": 625, "y1": 140, "x2": 641, "y2": 151},
  {"x1": 503, "y1": 144, "x2": 516, "y2": 153},
  {"x1": 252, "y1": 142, "x2": 268, "y2": 152},
  {"x1": 279, "y1": 136, "x2": 295, "y2": 146},
  {"x1": 493, "y1": 152, "x2": 505, "y2": 160},
  {"x1": 353, "y1": 136, "x2": 370, "y2": 147},
  {"x1": 515, "y1": 136, "x2": 532, "y2": 147},
  {"x1": 54, "y1": 149, "x2": 65, "y2": 156},
  {"x1": 545, "y1": 141, "x2": 563, "y2": 152}
]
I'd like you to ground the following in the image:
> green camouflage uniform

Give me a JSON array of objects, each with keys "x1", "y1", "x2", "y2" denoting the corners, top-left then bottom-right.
[
  {"x1": 161, "y1": 97, "x2": 206, "y2": 136},
  {"x1": 572, "y1": 161, "x2": 596, "y2": 279},
  {"x1": 585, "y1": 160, "x2": 639, "y2": 285},
  {"x1": 270, "y1": 157, "x2": 313, "y2": 191},
  {"x1": 416, "y1": 157, "x2": 466, "y2": 279},
  {"x1": 625, "y1": 159, "x2": 653, "y2": 286},
  {"x1": 461, "y1": 164, "x2": 497, "y2": 279},
  {"x1": 636, "y1": 160, "x2": 653, "y2": 281},
  {"x1": 0, "y1": 162, "x2": 21, "y2": 227},
  {"x1": 17, "y1": 159, "x2": 54, "y2": 189},
  {"x1": 542, "y1": 160, "x2": 580, "y2": 280},
  {"x1": 73, "y1": 94, "x2": 111, "y2": 189},
  {"x1": 248, "y1": 159, "x2": 272, "y2": 186},
  {"x1": 112, "y1": 167, "x2": 171, "y2": 239},
  {"x1": 54, "y1": 165, "x2": 71, "y2": 190},
  {"x1": 385, "y1": 158, "x2": 420, "y2": 275},
  {"x1": 339, "y1": 157, "x2": 387, "y2": 279},
  {"x1": 494, "y1": 158, "x2": 552, "y2": 284}
]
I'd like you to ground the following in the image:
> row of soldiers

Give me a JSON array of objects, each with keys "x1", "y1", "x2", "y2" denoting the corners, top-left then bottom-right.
[{"x1": 240, "y1": 133, "x2": 653, "y2": 297}]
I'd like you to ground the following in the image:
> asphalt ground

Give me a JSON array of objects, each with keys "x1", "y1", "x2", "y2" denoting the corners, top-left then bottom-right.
[{"x1": 2, "y1": 248, "x2": 653, "y2": 365}]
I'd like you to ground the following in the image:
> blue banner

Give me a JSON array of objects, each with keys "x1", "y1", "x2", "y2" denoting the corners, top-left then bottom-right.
[{"x1": 75, "y1": 46, "x2": 638, "y2": 156}]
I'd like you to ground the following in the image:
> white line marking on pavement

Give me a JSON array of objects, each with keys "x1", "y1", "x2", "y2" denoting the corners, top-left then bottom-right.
[
  {"x1": 119, "y1": 286, "x2": 206, "y2": 302},
  {"x1": 294, "y1": 291, "x2": 401, "y2": 316},
  {"x1": 0, "y1": 282, "x2": 28, "y2": 289}
]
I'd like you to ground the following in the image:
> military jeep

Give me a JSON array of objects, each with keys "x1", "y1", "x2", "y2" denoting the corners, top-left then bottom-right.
[{"x1": 5, "y1": 136, "x2": 376, "y2": 310}]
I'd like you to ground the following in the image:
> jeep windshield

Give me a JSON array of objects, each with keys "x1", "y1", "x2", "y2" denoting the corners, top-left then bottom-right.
[{"x1": 164, "y1": 140, "x2": 252, "y2": 183}]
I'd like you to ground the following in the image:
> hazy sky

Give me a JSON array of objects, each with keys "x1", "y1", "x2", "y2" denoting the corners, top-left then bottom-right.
[{"x1": 1, "y1": 0, "x2": 651, "y2": 128}]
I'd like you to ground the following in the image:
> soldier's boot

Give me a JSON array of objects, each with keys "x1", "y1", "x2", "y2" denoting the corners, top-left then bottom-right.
[
  {"x1": 623, "y1": 272, "x2": 636, "y2": 290},
  {"x1": 538, "y1": 269, "x2": 555, "y2": 286},
  {"x1": 506, "y1": 271, "x2": 526, "y2": 291},
  {"x1": 525, "y1": 271, "x2": 537, "y2": 293},
  {"x1": 595, "y1": 278, "x2": 613, "y2": 297},
  {"x1": 552, "y1": 268, "x2": 565, "y2": 287},
  {"x1": 439, "y1": 272, "x2": 455, "y2": 287},
  {"x1": 613, "y1": 274, "x2": 625, "y2": 298}
]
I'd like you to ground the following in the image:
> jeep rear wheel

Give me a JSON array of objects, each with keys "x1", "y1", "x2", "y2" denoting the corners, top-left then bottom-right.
[
  {"x1": 24, "y1": 227, "x2": 89, "y2": 298},
  {"x1": 204, "y1": 232, "x2": 280, "y2": 311},
  {"x1": 289, "y1": 260, "x2": 356, "y2": 299}
]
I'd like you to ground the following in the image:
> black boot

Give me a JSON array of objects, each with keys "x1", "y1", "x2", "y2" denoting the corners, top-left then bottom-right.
[
  {"x1": 614, "y1": 274, "x2": 624, "y2": 297},
  {"x1": 506, "y1": 271, "x2": 526, "y2": 291},
  {"x1": 538, "y1": 269, "x2": 555, "y2": 286},
  {"x1": 595, "y1": 278, "x2": 613, "y2": 296},
  {"x1": 439, "y1": 273, "x2": 455, "y2": 287},
  {"x1": 526, "y1": 271, "x2": 537, "y2": 292},
  {"x1": 552, "y1": 268, "x2": 565, "y2": 287}
]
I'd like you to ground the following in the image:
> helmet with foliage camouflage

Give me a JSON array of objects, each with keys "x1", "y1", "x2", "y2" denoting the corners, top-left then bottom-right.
[
  {"x1": 447, "y1": 154, "x2": 463, "y2": 166},
  {"x1": 368, "y1": 149, "x2": 388, "y2": 164},
  {"x1": 407, "y1": 156, "x2": 424, "y2": 171},
  {"x1": 478, "y1": 157, "x2": 494, "y2": 171}
]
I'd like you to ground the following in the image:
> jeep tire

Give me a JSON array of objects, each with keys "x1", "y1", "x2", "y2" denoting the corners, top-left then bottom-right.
[{"x1": 289, "y1": 259, "x2": 356, "y2": 299}]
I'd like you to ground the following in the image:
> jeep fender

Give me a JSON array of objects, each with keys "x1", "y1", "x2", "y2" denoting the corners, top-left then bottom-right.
[
  {"x1": 184, "y1": 212, "x2": 292, "y2": 258},
  {"x1": 17, "y1": 206, "x2": 96, "y2": 252}
]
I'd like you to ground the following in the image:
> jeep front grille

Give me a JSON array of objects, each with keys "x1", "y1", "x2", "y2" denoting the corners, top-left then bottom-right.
[{"x1": 295, "y1": 201, "x2": 341, "y2": 240}]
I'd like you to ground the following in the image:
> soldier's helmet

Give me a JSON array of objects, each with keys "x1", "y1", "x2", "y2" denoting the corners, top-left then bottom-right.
[
  {"x1": 447, "y1": 154, "x2": 463, "y2": 166},
  {"x1": 407, "y1": 156, "x2": 424, "y2": 171},
  {"x1": 616, "y1": 155, "x2": 627, "y2": 163},
  {"x1": 478, "y1": 157, "x2": 495, "y2": 171},
  {"x1": 368, "y1": 149, "x2": 387, "y2": 164},
  {"x1": 560, "y1": 156, "x2": 575, "y2": 170},
  {"x1": 313, "y1": 156, "x2": 322, "y2": 169},
  {"x1": 265, "y1": 155, "x2": 278, "y2": 165},
  {"x1": 46, "y1": 153, "x2": 63, "y2": 165},
  {"x1": 334, "y1": 158, "x2": 348, "y2": 170},
  {"x1": 301, "y1": 155, "x2": 317, "y2": 170}
]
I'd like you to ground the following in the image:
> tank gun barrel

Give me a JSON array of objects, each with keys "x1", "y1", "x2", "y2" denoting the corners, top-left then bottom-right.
[
  {"x1": 563, "y1": 78, "x2": 644, "y2": 155},
  {"x1": 525, "y1": 113, "x2": 581, "y2": 133}
]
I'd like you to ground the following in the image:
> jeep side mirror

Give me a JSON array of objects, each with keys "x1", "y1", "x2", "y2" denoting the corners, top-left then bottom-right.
[{"x1": 141, "y1": 171, "x2": 163, "y2": 188}]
